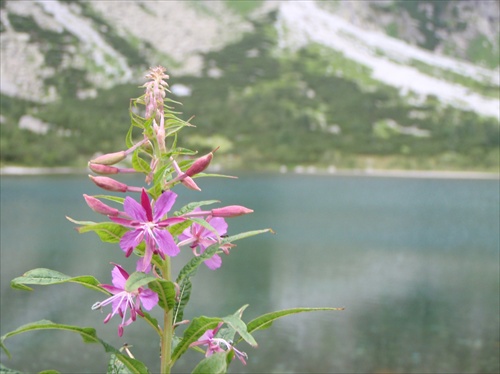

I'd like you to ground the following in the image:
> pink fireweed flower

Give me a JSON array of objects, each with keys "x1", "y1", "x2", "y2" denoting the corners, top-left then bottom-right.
[
  {"x1": 92, "y1": 264, "x2": 158, "y2": 337},
  {"x1": 190, "y1": 322, "x2": 248, "y2": 365},
  {"x1": 110, "y1": 189, "x2": 185, "y2": 272},
  {"x1": 177, "y1": 208, "x2": 228, "y2": 270}
]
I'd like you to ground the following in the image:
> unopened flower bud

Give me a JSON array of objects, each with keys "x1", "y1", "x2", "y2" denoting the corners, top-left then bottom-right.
[
  {"x1": 83, "y1": 194, "x2": 120, "y2": 216},
  {"x1": 211, "y1": 205, "x2": 253, "y2": 217},
  {"x1": 89, "y1": 175, "x2": 128, "y2": 192},
  {"x1": 89, "y1": 163, "x2": 120, "y2": 175},
  {"x1": 181, "y1": 176, "x2": 201, "y2": 191},
  {"x1": 185, "y1": 147, "x2": 219, "y2": 177},
  {"x1": 90, "y1": 151, "x2": 127, "y2": 166}
]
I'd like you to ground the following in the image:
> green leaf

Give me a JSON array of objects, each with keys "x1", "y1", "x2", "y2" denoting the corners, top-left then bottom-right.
[
  {"x1": 10, "y1": 268, "x2": 107, "y2": 294},
  {"x1": 168, "y1": 220, "x2": 193, "y2": 237},
  {"x1": 174, "y1": 200, "x2": 220, "y2": 216},
  {"x1": 175, "y1": 245, "x2": 217, "y2": 286},
  {"x1": 140, "y1": 310, "x2": 160, "y2": 336},
  {"x1": 222, "y1": 305, "x2": 257, "y2": 348},
  {"x1": 75, "y1": 222, "x2": 129, "y2": 244},
  {"x1": 65, "y1": 216, "x2": 96, "y2": 226},
  {"x1": 38, "y1": 371, "x2": 60, "y2": 374},
  {"x1": 125, "y1": 124, "x2": 134, "y2": 149},
  {"x1": 124, "y1": 272, "x2": 157, "y2": 292},
  {"x1": 93, "y1": 195, "x2": 125, "y2": 205},
  {"x1": 171, "y1": 316, "x2": 222, "y2": 363},
  {"x1": 194, "y1": 172, "x2": 238, "y2": 179},
  {"x1": 172, "y1": 147, "x2": 197, "y2": 156},
  {"x1": 107, "y1": 354, "x2": 132, "y2": 374},
  {"x1": 0, "y1": 320, "x2": 149, "y2": 373},
  {"x1": 241, "y1": 307, "x2": 345, "y2": 343},
  {"x1": 191, "y1": 352, "x2": 228, "y2": 374},
  {"x1": 132, "y1": 149, "x2": 150, "y2": 174},
  {"x1": 220, "y1": 229, "x2": 273, "y2": 246},
  {"x1": 148, "y1": 279, "x2": 176, "y2": 311},
  {"x1": 173, "y1": 277, "x2": 192, "y2": 325}
]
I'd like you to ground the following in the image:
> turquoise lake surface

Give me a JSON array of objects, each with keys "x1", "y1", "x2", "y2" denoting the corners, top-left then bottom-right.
[{"x1": 1, "y1": 173, "x2": 499, "y2": 373}]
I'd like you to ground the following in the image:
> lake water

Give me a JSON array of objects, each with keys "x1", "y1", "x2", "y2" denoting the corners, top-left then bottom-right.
[{"x1": 1, "y1": 173, "x2": 499, "y2": 373}]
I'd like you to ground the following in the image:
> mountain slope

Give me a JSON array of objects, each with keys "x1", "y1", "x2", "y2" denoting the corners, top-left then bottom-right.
[{"x1": 0, "y1": 0, "x2": 498, "y2": 171}]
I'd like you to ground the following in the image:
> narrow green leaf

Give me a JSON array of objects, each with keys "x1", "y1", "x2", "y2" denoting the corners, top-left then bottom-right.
[
  {"x1": 220, "y1": 229, "x2": 273, "y2": 246},
  {"x1": 38, "y1": 371, "x2": 60, "y2": 374},
  {"x1": 240, "y1": 307, "x2": 345, "y2": 343},
  {"x1": 191, "y1": 352, "x2": 228, "y2": 374},
  {"x1": 194, "y1": 173, "x2": 238, "y2": 179},
  {"x1": 132, "y1": 150, "x2": 150, "y2": 174},
  {"x1": 173, "y1": 277, "x2": 192, "y2": 325},
  {"x1": 148, "y1": 279, "x2": 176, "y2": 311},
  {"x1": 140, "y1": 310, "x2": 160, "y2": 336},
  {"x1": 93, "y1": 195, "x2": 125, "y2": 205},
  {"x1": 1, "y1": 320, "x2": 98, "y2": 359},
  {"x1": 124, "y1": 272, "x2": 157, "y2": 292},
  {"x1": 168, "y1": 220, "x2": 192, "y2": 237},
  {"x1": 174, "y1": 200, "x2": 220, "y2": 216},
  {"x1": 107, "y1": 354, "x2": 132, "y2": 374},
  {"x1": 176, "y1": 245, "x2": 218, "y2": 285},
  {"x1": 0, "y1": 320, "x2": 149, "y2": 373},
  {"x1": 10, "y1": 268, "x2": 107, "y2": 294},
  {"x1": 75, "y1": 222, "x2": 128, "y2": 244},
  {"x1": 66, "y1": 216, "x2": 96, "y2": 226},
  {"x1": 125, "y1": 124, "x2": 134, "y2": 149},
  {"x1": 172, "y1": 147, "x2": 197, "y2": 156},
  {"x1": 171, "y1": 316, "x2": 222, "y2": 363}
]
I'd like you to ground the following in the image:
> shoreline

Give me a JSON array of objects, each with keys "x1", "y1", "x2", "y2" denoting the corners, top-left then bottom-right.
[{"x1": 1, "y1": 165, "x2": 498, "y2": 180}]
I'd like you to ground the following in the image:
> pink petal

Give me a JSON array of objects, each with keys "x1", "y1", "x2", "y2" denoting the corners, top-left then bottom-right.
[
  {"x1": 208, "y1": 217, "x2": 228, "y2": 236},
  {"x1": 137, "y1": 237, "x2": 155, "y2": 272},
  {"x1": 140, "y1": 189, "x2": 154, "y2": 221},
  {"x1": 157, "y1": 217, "x2": 185, "y2": 227},
  {"x1": 111, "y1": 265, "x2": 129, "y2": 287},
  {"x1": 153, "y1": 228, "x2": 180, "y2": 257},
  {"x1": 120, "y1": 229, "x2": 144, "y2": 254},
  {"x1": 204, "y1": 254, "x2": 222, "y2": 270},
  {"x1": 123, "y1": 196, "x2": 148, "y2": 222},
  {"x1": 178, "y1": 226, "x2": 194, "y2": 242},
  {"x1": 139, "y1": 289, "x2": 159, "y2": 310},
  {"x1": 153, "y1": 191, "x2": 177, "y2": 221},
  {"x1": 100, "y1": 284, "x2": 123, "y2": 294},
  {"x1": 109, "y1": 216, "x2": 135, "y2": 227}
]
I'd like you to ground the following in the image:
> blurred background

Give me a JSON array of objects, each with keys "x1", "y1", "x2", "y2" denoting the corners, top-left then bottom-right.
[{"x1": 1, "y1": 1, "x2": 499, "y2": 373}]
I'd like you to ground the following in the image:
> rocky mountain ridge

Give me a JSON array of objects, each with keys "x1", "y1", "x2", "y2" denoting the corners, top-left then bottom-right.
[
  {"x1": 1, "y1": 1, "x2": 498, "y2": 108},
  {"x1": 1, "y1": 0, "x2": 498, "y2": 171}
]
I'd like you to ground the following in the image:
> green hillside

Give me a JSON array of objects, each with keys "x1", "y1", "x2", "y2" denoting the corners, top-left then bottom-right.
[{"x1": 0, "y1": 2, "x2": 498, "y2": 172}]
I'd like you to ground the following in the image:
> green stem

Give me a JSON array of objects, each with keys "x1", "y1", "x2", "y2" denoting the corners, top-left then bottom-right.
[{"x1": 160, "y1": 257, "x2": 173, "y2": 374}]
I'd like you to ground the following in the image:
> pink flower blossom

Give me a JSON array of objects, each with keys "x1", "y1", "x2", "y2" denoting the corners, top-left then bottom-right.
[
  {"x1": 189, "y1": 322, "x2": 248, "y2": 365},
  {"x1": 110, "y1": 189, "x2": 185, "y2": 272},
  {"x1": 177, "y1": 208, "x2": 228, "y2": 270},
  {"x1": 92, "y1": 264, "x2": 158, "y2": 336}
]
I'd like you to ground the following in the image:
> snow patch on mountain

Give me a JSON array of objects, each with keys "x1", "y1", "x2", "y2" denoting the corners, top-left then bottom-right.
[
  {"x1": 35, "y1": 0, "x2": 132, "y2": 82},
  {"x1": 277, "y1": 1, "x2": 499, "y2": 119}
]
